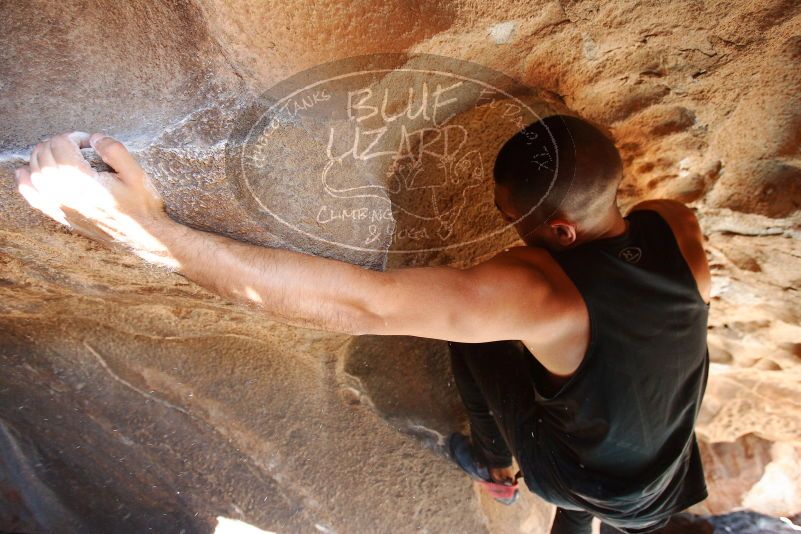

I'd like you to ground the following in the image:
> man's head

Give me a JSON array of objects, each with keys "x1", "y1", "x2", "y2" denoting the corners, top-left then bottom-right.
[{"x1": 493, "y1": 114, "x2": 623, "y2": 250}]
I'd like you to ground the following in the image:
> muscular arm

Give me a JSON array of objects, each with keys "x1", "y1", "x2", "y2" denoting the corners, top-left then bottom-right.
[
  {"x1": 153, "y1": 218, "x2": 553, "y2": 340},
  {"x1": 15, "y1": 132, "x2": 557, "y2": 342}
]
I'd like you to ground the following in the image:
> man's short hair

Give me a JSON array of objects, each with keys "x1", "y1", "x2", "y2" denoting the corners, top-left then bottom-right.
[{"x1": 493, "y1": 114, "x2": 623, "y2": 224}]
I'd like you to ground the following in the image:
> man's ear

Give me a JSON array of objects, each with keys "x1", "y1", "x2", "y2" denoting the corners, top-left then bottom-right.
[{"x1": 549, "y1": 219, "x2": 577, "y2": 247}]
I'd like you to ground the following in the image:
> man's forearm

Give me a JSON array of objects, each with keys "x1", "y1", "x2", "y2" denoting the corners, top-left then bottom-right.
[
  {"x1": 147, "y1": 219, "x2": 383, "y2": 335},
  {"x1": 15, "y1": 132, "x2": 393, "y2": 338}
]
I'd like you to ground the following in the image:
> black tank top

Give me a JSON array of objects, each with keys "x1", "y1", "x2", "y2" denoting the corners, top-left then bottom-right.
[{"x1": 516, "y1": 209, "x2": 710, "y2": 532}]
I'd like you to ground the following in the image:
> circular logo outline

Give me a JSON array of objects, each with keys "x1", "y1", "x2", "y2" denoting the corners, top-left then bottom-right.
[{"x1": 226, "y1": 53, "x2": 573, "y2": 255}]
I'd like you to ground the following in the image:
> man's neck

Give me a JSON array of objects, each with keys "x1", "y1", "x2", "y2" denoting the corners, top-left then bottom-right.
[{"x1": 572, "y1": 209, "x2": 627, "y2": 247}]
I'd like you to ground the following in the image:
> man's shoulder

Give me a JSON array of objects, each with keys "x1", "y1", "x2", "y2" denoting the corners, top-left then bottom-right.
[
  {"x1": 491, "y1": 246, "x2": 591, "y2": 379},
  {"x1": 627, "y1": 199, "x2": 711, "y2": 304},
  {"x1": 473, "y1": 245, "x2": 588, "y2": 326},
  {"x1": 627, "y1": 198, "x2": 698, "y2": 227},
  {"x1": 491, "y1": 246, "x2": 575, "y2": 294},
  {"x1": 627, "y1": 199, "x2": 703, "y2": 260}
]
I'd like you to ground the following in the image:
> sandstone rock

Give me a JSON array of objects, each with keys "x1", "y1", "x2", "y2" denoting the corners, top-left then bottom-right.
[{"x1": 1, "y1": 0, "x2": 800, "y2": 532}]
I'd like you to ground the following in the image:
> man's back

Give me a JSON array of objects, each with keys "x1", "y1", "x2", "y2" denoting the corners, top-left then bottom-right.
[{"x1": 515, "y1": 206, "x2": 710, "y2": 531}]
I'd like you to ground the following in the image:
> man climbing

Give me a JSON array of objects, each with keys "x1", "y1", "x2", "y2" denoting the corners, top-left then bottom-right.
[{"x1": 14, "y1": 114, "x2": 710, "y2": 533}]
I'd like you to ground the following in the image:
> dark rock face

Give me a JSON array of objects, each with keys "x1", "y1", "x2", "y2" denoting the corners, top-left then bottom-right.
[{"x1": 1, "y1": 0, "x2": 800, "y2": 532}]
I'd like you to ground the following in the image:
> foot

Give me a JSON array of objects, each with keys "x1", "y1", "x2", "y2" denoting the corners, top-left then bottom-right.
[
  {"x1": 447, "y1": 432, "x2": 521, "y2": 505},
  {"x1": 489, "y1": 465, "x2": 518, "y2": 485}
]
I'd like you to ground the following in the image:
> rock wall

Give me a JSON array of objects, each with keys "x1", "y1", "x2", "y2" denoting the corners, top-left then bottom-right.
[{"x1": 1, "y1": 0, "x2": 800, "y2": 532}]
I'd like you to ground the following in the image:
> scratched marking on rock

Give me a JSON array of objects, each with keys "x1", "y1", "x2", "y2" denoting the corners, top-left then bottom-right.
[{"x1": 226, "y1": 54, "x2": 565, "y2": 255}]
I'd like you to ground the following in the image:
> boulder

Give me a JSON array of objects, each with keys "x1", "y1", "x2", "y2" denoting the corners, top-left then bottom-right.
[{"x1": 1, "y1": 0, "x2": 799, "y2": 532}]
